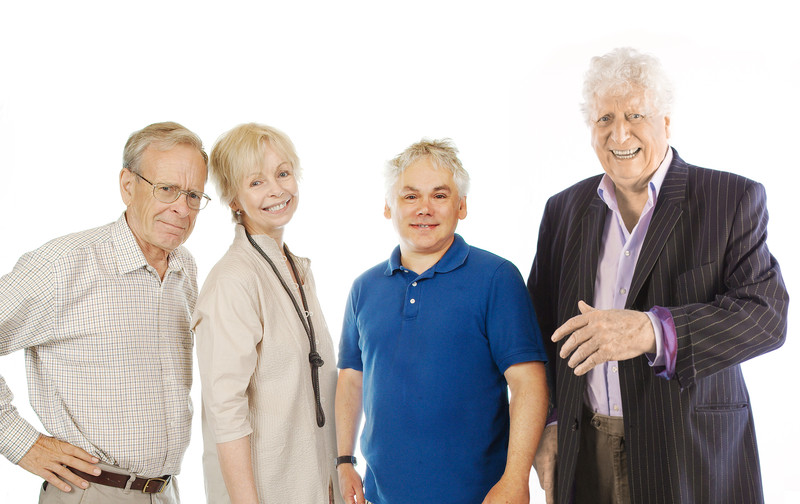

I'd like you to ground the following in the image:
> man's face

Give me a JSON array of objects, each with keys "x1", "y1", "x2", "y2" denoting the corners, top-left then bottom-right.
[
  {"x1": 590, "y1": 87, "x2": 670, "y2": 189},
  {"x1": 121, "y1": 144, "x2": 207, "y2": 258},
  {"x1": 384, "y1": 157, "x2": 467, "y2": 260}
]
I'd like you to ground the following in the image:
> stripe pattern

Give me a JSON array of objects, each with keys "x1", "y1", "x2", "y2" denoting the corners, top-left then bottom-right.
[{"x1": 527, "y1": 150, "x2": 788, "y2": 503}]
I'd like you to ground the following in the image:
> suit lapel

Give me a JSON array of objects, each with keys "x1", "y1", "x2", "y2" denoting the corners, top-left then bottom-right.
[
  {"x1": 627, "y1": 149, "x2": 689, "y2": 307},
  {"x1": 579, "y1": 195, "x2": 607, "y2": 307}
]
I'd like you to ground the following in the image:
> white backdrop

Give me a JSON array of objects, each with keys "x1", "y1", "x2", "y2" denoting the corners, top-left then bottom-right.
[{"x1": 1, "y1": 1, "x2": 798, "y2": 502}]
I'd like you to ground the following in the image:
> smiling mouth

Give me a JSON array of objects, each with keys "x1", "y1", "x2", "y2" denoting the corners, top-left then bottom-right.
[
  {"x1": 264, "y1": 198, "x2": 290, "y2": 213},
  {"x1": 611, "y1": 148, "x2": 641, "y2": 159},
  {"x1": 412, "y1": 224, "x2": 437, "y2": 229}
]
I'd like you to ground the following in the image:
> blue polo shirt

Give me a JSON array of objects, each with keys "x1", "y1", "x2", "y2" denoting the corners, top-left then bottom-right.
[{"x1": 338, "y1": 234, "x2": 546, "y2": 504}]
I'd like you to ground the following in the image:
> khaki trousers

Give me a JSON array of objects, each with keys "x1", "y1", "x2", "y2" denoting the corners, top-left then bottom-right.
[
  {"x1": 574, "y1": 407, "x2": 631, "y2": 504},
  {"x1": 38, "y1": 462, "x2": 179, "y2": 504}
]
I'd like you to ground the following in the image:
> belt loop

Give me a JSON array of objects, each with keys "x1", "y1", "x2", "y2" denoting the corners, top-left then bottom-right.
[{"x1": 124, "y1": 473, "x2": 136, "y2": 493}]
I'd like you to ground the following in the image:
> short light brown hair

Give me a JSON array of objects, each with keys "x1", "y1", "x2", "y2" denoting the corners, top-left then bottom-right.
[
  {"x1": 209, "y1": 123, "x2": 301, "y2": 219},
  {"x1": 122, "y1": 121, "x2": 208, "y2": 174}
]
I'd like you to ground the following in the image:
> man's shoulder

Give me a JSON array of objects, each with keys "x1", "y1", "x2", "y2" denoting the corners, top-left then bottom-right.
[
  {"x1": 681, "y1": 161, "x2": 758, "y2": 190},
  {"x1": 463, "y1": 243, "x2": 513, "y2": 272},
  {"x1": 28, "y1": 221, "x2": 116, "y2": 265},
  {"x1": 546, "y1": 173, "x2": 605, "y2": 209},
  {"x1": 351, "y1": 259, "x2": 391, "y2": 287}
]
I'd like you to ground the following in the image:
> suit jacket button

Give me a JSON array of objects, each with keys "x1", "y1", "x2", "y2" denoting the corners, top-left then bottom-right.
[{"x1": 571, "y1": 418, "x2": 579, "y2": 431}]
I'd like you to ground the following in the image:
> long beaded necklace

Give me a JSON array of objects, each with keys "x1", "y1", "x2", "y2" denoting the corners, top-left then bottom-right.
[{"x1": 245, "y1": 231, "x2": 326, "y2": 427}]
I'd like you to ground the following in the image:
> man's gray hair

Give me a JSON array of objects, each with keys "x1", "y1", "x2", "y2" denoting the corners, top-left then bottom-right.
[
  {"x1": 581, "y1": 47, "x2": 675, "y2": 124},
  {"x1": 384, "y1": 138, "x2": 470, "y2": 204},
  {"x1": 123, "y1": 122, "x2": 208, "y2": 174}
]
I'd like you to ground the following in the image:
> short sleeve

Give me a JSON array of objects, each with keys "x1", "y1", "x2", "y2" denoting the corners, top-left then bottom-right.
[
  {"x1": 337, "y1": 284, "x2": 364, "y2": 371},
  {"x1": 486, "y1": 261, "x2": 548, "y2": 373}
]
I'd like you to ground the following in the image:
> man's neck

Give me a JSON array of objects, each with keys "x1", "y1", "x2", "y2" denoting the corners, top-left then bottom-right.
[{"x1": 399, "y1": 246, "x2": 450, "y2": 275}]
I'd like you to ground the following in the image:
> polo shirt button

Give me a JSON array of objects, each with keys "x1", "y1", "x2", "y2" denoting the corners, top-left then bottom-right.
[
  {"x1": 412, "y1": 282, "x2": 417, "y2": 287},
  {"x1": 410, "y1": 299, "x2": 416, "y2": 304}
]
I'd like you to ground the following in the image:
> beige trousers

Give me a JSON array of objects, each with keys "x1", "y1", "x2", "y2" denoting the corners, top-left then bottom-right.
[{"x1": 38, "y1": 462, "x2": 179, "y2": 504}]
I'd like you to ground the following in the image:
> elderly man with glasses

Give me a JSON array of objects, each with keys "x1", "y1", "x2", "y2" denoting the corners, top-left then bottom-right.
[{"x1": 0, "y1": 122, "x2": 209, "y2": 503}]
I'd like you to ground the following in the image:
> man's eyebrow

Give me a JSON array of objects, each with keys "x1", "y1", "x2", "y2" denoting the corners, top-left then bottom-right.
[{"x1": 399, "y1": 185, "x2": 452, "y2": 193}]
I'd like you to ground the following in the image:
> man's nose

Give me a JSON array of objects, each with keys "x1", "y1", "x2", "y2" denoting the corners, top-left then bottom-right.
[
  {"x1": 416, "y1": 198, "x2": 432, "y2": 215},
  {"x1": 611, "y1": 120, "x2": 631, "y2": 143},
  {"x1": 171, "y1": 192, "x2": 192, "y2": 216}
]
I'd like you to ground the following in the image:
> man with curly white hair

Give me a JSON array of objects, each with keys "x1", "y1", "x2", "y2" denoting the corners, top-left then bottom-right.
[{"x1": 527, "y1": 48, "x2": 787, "y2": 503}]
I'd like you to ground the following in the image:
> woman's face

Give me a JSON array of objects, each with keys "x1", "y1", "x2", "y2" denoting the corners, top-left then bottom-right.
[{"x1": 231, "y1": 143, "x2": 299, "y2": 242}]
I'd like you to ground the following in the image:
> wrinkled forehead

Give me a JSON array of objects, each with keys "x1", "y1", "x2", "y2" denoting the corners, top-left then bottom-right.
[{"x1": 591, "y1": 84, "x2": 656, "y2": 116}]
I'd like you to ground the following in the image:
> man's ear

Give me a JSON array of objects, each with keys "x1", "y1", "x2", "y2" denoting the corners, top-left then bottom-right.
[
  {"x1": 458, "y1": 196, "x2": 467, "y2": 220},
  {"x1": 384, "y1": 202, "x2": 392, "y2": 220},
  {"x1": 664, "y1": 116, "x2": 671, "y2": 139},
  {"x1": 120, "y1": 168, "x2": 134, "y2": 206}
]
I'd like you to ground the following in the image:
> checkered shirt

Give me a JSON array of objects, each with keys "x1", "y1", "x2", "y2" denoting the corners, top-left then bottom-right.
[{"x1": 0, "y1": 214, "x2": 197, "y2": 477}]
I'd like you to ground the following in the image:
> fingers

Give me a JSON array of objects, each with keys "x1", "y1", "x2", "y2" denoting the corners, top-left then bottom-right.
[
  {"x1": 18, "y1": 436, "x2": 100, "y2": 493},
  {"x1": 551, "y1": 314, "x2": 588, "y2": 343},
  {"x1": 577, "y1": 300, "x2": 596, "y2": 314}
]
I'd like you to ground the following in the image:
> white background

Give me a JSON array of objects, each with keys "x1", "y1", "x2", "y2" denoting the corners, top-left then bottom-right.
[{"x1": 1, "y1": 0, "x2": 798, "y2": 502}]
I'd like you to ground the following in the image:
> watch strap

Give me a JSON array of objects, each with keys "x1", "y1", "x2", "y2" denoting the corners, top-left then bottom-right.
[{"x1": 335, "y1": 455, "x2": 358, "y2": 467}]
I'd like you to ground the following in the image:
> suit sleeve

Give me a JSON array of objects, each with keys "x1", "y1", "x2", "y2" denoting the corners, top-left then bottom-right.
[
  {"x1": 527, "y1": 197, "x2": 560, "y2": 415},
  {"x1": 669, "y1": 181, "x2": 788, "y2": 389}
]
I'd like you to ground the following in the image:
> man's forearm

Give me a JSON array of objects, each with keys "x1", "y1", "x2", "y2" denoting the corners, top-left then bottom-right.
[{"x1": 503, "y1": 361, "x2": 549, "y2": 482}]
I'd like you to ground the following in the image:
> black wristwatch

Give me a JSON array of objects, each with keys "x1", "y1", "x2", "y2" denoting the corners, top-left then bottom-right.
[{"x1": 335, "y1": 455, "x2": 358, "y2": 468}]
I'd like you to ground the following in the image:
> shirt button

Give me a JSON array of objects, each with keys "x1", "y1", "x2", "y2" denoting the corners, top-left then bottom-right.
[
  {"x1": 612, "y1": 366, "x2": 618, "y2": 373},
  {"x1": 624, "y1": 250, "x2": 631, "y2": 257},
  {"x1": 412, "y1": 282, "x2": 417, "y2": 287},
  {"x1": 410, "y1": 299, "x2": 416, "y2": 304},
  {"x1": 613, "y1": 404, "x2": 620, "y2": 412},
  {"x1": 403, "y1": 270, "x2": 409, "y2": 273},
  {"x1": 619, "y1": 288, "x2": 627, "y2": 295}
]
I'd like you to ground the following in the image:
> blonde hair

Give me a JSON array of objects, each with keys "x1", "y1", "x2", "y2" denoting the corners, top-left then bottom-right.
[
  {"x1": 209, "y1": 123, "x2": 301, "y2": 220},
  {"x1": 385, "y1": 138, "x2": 470, "y2": 204},
  {"x1": 123, "y1": 121, "x2": 207, "y2": 174}
]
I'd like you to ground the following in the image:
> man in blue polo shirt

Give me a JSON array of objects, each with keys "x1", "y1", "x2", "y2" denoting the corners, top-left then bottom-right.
[{"x1": 335, "y1": 139, "x2": 549, "y2": 504}]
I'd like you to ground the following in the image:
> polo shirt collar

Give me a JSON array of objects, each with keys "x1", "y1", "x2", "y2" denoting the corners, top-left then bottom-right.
[
  {"x1": 113, "y1": 212, "x2": 189, "y2": 276},
  {"x1": 385, "y1": 233, "x2": 470, "y2": 277}
]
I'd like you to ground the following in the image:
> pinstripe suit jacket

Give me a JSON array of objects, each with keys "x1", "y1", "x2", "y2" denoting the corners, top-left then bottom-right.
[{"x1": 527, "y1": 149, "x2": 788, "y2": 503}]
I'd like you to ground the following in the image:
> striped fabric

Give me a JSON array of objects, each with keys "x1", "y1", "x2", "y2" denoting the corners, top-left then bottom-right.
[
  {"x1": 527, "y1": 149, "x2": 788, "y2": 503},
  {"x1": 0, "y1": 214, "x2": 197, "y2": 478}
]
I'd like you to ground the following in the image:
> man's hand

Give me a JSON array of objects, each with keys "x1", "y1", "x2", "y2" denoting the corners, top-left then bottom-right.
[
  {"x1": 17, "y1": 435, "x2": 100, "y2": 493},
  {"x1": 552, "y1": 301, "x2": 656, "y2": 375},
  {"x1": 337, "y1": 463, "x2": 365, "y2": 504},
  {"x1": 482, "y1": 474, "x2": 529, "y2": 503},
  {"x1": 533, "y1": 424, "x2": 557, "y2": 504}
]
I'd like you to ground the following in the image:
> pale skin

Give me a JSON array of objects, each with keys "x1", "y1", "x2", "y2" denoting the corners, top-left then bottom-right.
[
  {"x1": 17, "y1": 143, "x2": 208, "y2": 492},
  {"x1": 215, "y1": 143, "x2": 300, "y2": 502},
  {"x1": 533, "y1": 88, "x2": 670, "y2": 503}
]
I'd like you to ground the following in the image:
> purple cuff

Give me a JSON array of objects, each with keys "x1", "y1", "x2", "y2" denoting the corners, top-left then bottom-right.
[{"x1": 649, "y1": 306, "x2": 677, "y2": 379}]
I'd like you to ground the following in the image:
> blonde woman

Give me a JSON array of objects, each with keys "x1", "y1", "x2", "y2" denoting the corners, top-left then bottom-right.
[{"x1": 193, "y1": 123, "x2": 341, "y2": 503}]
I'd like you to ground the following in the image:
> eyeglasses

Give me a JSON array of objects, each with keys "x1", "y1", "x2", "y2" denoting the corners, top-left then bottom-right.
[{"x1": 131, "y1": 171, "x2": 211, "y2": 210}]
